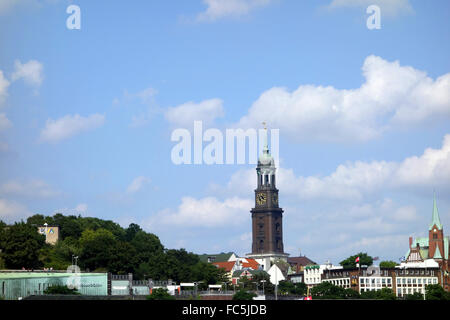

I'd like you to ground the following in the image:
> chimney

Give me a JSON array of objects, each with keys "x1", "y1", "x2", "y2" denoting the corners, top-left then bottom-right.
[{"x1": 409, "y1": 237, "x2": 413, "y2": 249}]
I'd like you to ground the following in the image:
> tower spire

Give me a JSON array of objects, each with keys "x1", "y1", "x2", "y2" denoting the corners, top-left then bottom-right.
[
  {"x1": 262, "y1": 121, "x2": 269, "y2": 154},
  {"x1": 429, "y1": 192, "x2": 443, "y2": 230}
]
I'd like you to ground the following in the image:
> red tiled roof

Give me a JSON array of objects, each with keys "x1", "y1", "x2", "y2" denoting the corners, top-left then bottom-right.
[
  {"x1": 212, "y1": 261, "x2": 235, "y2": 272},
  {"x1": 241, "y1": 259, "x2": 259, "y2": 270}
]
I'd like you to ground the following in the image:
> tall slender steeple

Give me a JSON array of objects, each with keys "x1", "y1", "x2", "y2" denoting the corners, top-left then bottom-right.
[
  {"x1": 428, "y1": 192, "x2": 445, "y2": 261},
  {"x1": 429, "y1": 192, "x2": 443, "y2": 231}
]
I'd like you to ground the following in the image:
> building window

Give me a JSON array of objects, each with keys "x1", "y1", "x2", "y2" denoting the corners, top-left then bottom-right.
[{"x1": 433, "y1": 234, "x2": 438, "y2": 239}]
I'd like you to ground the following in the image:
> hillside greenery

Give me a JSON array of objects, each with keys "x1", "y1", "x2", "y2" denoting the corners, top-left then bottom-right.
[{"x1": 0, "y1": 214, "x2": 228, "y2": 285}]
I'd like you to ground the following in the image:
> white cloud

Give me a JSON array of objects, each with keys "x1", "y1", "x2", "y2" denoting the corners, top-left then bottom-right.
[
  {"x1": 153, "y1": 196, "x2": 252, "y2": 227},
  {"x1": 197, "y1": 0, "x2": 273, "y2": 21},
  {"x1": 11, "y1": 59, "x2": 44, "y2": 87},
  {"x1": 238, "y1": 56, "x2": 450, "y2": 142},
  {"x1": 0, "y1": 113, "x2": 12, "y2": 131},
  {"x1": 0, "y1": 71, "x2": 10, "y2": 107},
  {"x1": 55, "y1": 203, "x2": 88, "y2": 216},
  {"x1": 327, "y1": 0, "x2": 413, "y2": 16},
  {"x1": 75, "y1": 203, "x2": 88, "y2": 212},
  {"x1": 116, "y1": 87, "x2": 159, "y2": 128},
  {"x1": 225, "y1": 134, "x2": 450, "y2": 200},
  {"x1": 126, "y1": 176, "x2": 150, "y2": 194},
  {"x1": 40, "y1": 113, "x2": 105, "y2": 143},
  {"x1": 0, "y1": 179, "x2": 59, "y2": 198},
  {"x1": 0, "y1": 199, "x2": 31, "y2": 223},
  {"x1": 165, "y1": 98, "x2": 224, "y2": 127}
]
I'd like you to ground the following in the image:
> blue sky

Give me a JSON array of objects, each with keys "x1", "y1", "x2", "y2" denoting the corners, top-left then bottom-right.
[{"x1": 1, "y1": 0, "x2": 450, "y2": 265}]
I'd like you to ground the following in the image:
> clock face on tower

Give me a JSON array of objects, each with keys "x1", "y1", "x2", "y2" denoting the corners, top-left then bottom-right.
[
  {"x1": 272, "y1": 193, "x2": 278, "y2": 205},
  {"x1": 256, "y1": 192, "x2": 267, "y2": 205}
]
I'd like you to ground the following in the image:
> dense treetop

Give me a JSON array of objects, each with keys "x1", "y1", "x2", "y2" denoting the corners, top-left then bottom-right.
[{"x1": 0, "y1": 214, "x2": 227, "y2": 285}]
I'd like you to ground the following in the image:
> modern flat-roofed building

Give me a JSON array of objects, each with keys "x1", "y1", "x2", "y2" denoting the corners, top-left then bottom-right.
[{"x1": 0, "y1": 271, "x2": 108, "y2": 300}]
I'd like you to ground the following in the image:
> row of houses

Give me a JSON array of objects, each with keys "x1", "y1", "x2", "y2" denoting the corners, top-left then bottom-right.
[
  {"x1": 303, "y1": 259, "x2": 442, "y2": 298},
  {"x1": 202, "y1": 196, "x2": 450, "y2": 298},
  {"x1": 199, "y1": 251, "x2": 316, "y2": 286}
]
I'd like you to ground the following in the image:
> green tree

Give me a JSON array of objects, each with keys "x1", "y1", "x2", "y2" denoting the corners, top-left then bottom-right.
[
  {"x1": 311, "y1": 281, "x2": 346, "y2": 299},
  {"x1": 339, "y1": 252, "x2": 373, "y2": 269},
  {"x1": 379, "y1": 261, "x2": 398, "y2": 268},
  {"x1": 191, "y1": 261, "x2": 228, "y2": 287},
  {"x1": 108, "y1": 241, "x2": 138, "y2": 274},
  {"x1": 360, "y1": 290, "x2": 378, "y2": 299},
  {"x1": 125, "y1": 223, "x2": 142, "y2": 241},
  {"x1": 79, "y1": 228, "x2": 117, "y2": 271},
  {"x1": 52, "y1": 214, "x2": 82, "y2": 240},
  {"x1": 405, "y1": 292, "x2": 424, "y2": 300},
  {"x1": 146, "y1": 288, "x2": 175, "y2": 300},
  {"x1": 360, "y1": 288, "x2": 396, "y2": 300},
  {"x1": 377, "y1": 287, "x2": 396, "y2": 300},
  {"x1": 0, "y1": 222, "x2": 45, "y2": 269},
  {"x1": 232, "y1": 289, "x2": 257, "y2": 300},
  {"x1": 278, "y1": 280, "x2": 295, "y2": 295},
  {"x1": 343, "y1": 288, "x2": 360, "y2": 299},
  {"x1": 235, "y1": 271, "x2": 272, "y2": 293},
  {"x1": 293, "y1": 282, "x2": 307, "y2": 296},
  {"x1": 44, "y1": 284, "x2": 80, "y2": 295},
  {"x1": 26, "y1": 214, "x2": 53, "y2": 227},
  {"x1": 38, "y1": 244, "x2": 71, "y2": 270},
  {"x1": 425, "y1": 284, "x2": 449, "y2": 300},
  {"x1": 131, "y1": 231, "x2": 165, "y2": 265}
]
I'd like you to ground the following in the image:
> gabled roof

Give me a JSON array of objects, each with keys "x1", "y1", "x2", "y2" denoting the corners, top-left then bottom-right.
[
  {"x1": 240, "y1": 259, "x2": 259, "y2": 270},
  {"x1": 213, "y1": 258, "x2": 260, "y2": 273},
  {"x1": 232, "y1": 269, "x2": 266, "y2": 278},
  {"x1": 212, "y1": 261, "x2": 235, "y2": 272},
  {"x1": 287, "y1": 256, "x2": 316, "y2": 266},
  {"x1": 429, "y1": 194, "x2": 443, "y2": 231},
  {"x1": 199, "y1": 252, "x2": 235, "y2": 263},
  {"x1": 404, "y1": 237, "x2": 429, "y2": 261}
]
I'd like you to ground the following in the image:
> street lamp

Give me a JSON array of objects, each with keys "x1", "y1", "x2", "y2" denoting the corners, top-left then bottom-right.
[
  {"x1": 253, "y1": 281, "x2": 258, "y2": 294},
  {"x1": 260, "y1": 280, "x2": 266, "y2": 296},
  {"x1": 44, "y1": 223, "x2": 48, "y2": 242}
]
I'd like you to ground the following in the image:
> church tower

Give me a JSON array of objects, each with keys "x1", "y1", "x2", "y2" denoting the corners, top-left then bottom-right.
[
  {"x1": 428, "y1": 194, "x2": 445, "y2": 262},
  {"x1": 247, "y1": 123, "x2": 288, "y2": 271}
]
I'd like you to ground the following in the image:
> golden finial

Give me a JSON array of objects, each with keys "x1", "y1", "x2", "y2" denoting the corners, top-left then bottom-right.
[{"x1": 262, "y1": 121, "x2": 267, "y2": 130}]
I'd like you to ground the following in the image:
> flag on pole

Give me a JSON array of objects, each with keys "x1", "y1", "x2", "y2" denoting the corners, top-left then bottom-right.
[{"x1": 355, "y1": 257, "x2": 360, "y2": 263}]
